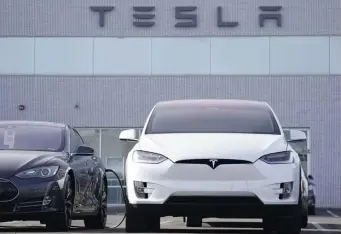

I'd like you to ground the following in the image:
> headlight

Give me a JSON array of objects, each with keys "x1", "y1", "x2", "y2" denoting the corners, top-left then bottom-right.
[
  {"x1": 260, "y1": 151, "x2": 293, "y2": 164},
  {"x1": 132, "y1": 150, "x2": 168, "y2": 164},
  {"x1": 16, "y1": 166, "x2": 59, "y2": 178}
]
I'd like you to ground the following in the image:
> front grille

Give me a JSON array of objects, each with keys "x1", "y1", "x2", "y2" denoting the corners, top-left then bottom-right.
[
  {"x1": 0, "y1": 179, "x2": 19, "y2": 202},
  {"x1": 16, "y1": 197, "x2": 44, "y2": 212},
  {"x1": 0, "y1": 202, "x2": 15, "y2": 212},
  {"x1": 165, "y1": 196, "x2": 263, "y2": 206},
  {"x1": 175, "y1": 159, "x2": 252, "y2": 165}
]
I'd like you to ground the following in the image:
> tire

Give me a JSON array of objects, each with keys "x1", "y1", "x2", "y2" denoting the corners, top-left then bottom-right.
[
  {"x1": 125, "y1": 205, "x2": 160, "y2": 233},
  {"x1": 302, "y1": 211, "x2": 308, "y2": 228},
  {"x1": 186, "y1": 216, "x2": 202, "y2": 227},
  {"x1": 84, "y1": 179, "x2": 108, "y2": 229},
  {"x1": 309, "y1": 206, "x2": 316, "y2": 215},
  {"x1": 46, "y1": 174, "x2": 74, "y2": 231},
  {"x1": 277, "y1": 213, "x2": 302, "y2": 234}
]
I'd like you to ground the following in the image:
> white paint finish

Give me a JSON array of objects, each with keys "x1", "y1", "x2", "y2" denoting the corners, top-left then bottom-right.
[
  {"x1": 35, "y1": 37, "x2": 93, "y2": 75},
  {"x1": 151, "y1": 38, "x2": 210, "y2": 75},
  {"x1": 330, "y1": 37, "x2": 341, "y2": 75},
  {"x1": 94, "y1": 38, "x2": 152, "y2": 75},
  {"x1": 0, "y1": 38, "x2": 34, "y2": 74},
  {"x1": 270, "y1": 37, "x2": 330, "y2": 75},
  {"x1": 211, "y1": 37, "x2": 270, "y2": 75}
]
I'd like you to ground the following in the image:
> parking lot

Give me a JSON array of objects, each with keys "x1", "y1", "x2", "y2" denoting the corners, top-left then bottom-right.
[{"x1": 0, "y1": 208, "x2": 340, "y2": 233}]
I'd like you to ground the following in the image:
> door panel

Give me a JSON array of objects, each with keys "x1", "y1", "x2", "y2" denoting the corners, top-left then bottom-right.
[{"x1": 69, "y1": 155, "x2": 91, "y2": 212}]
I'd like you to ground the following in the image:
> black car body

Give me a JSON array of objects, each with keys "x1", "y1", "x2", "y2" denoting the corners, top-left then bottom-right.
[{"x1": 0, "y1": 121, "x2": 108, "y2": 231}]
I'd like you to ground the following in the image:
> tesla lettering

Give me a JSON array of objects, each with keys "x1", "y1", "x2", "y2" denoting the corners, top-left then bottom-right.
[{"x1": 90, "y1": 5, "x2": 283, "y2": 28}]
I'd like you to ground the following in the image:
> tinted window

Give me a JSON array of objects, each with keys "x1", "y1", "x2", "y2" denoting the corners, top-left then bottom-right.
[
  {"x1": 145, "y1": 106, "x2": 280, "y2": 134},
  {"x1": 0, "y1": 125, "x2": 65, "y2": 152},
  {"x1": 70, "y1": 128, "x2": 83, "y2": 152}
]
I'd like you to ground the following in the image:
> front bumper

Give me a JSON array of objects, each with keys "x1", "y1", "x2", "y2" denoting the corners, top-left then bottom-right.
[
  {"x1": 126, "y1": 159, "x2": 301, "y2": 206},
  {"x1": 130, "y1": 197, "x2": 300, "y2": 219},
  {"x1": 0, "y1": 177, "x2": 64, "y2": 221}
]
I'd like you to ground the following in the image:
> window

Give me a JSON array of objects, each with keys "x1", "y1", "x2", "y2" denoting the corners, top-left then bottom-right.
[
  {"x1": 70, "y1": 128, "x2": 83, "y2": 153},
  {"x1": 146, "y1": 106, "x2": 280, "y2": 135},
  {"x1": 0, "y1": 125, "x2": 65, "y2": 152}
]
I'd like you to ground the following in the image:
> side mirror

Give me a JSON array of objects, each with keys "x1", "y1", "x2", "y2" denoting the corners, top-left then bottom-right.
[
  {"x1": 72, "y1": 145, "x2": 94, "y2": 156},
  {"x1": 287, "y1": 129, "x2": 306, "y2": 142},
  {"x1": 119, "y1": 129, "x2": 139, "y2": 142}
]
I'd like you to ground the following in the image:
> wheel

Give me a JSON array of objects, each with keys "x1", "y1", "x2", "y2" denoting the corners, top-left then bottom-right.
[
  {"x1": 186, "y1": 216, "x2": 202, "y2": 227},
  {"x1": 125, "y1": 205, "x2": 160, "y2": 233},
  {"x1": 84, "y1": 179, "x2": 108, "y2": 229},
  {"x1": 46, "y1": 174, "x2": 74, "y2": 231},
  {"x1": 263, "y1": 213, "x2": 302, "y2": 234},
  {"x1": 309, "y1": 205, "x2": 316, "y2": 215},
  {"x1": 277, "y1": 213, "x2": 302, "y2": 234},
  {"x1": 302, "y1": 212, "x2": 308, "y2": 228}
]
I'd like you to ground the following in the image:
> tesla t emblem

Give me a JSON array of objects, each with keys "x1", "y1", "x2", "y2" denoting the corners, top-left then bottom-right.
[{"x1": 209, "y1": 159, "x2": 218, "y2": 169}]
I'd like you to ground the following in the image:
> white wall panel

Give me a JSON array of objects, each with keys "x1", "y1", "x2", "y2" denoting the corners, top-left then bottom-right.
[
  {"x1": 330, "y1": 37, "x2": 341, "y2": 75},
  {"x1": 211, "y1": 37, "x2": 270, "y2": 75},
  {"x1": 151, "y1": 38, "x2": 210, "y2": 75},
  {"x1": 94, "y1": 38, "x2": 151, "y2": 75},
  {"x1": 35, "y1": 38, "x2": 93, "y2": 75},
  {"x1": 270, "y1": 37, "x2": 329, "y2": 75},
  {"x1": 0, "y1": 38, "x2": 34, "y2": 74}
]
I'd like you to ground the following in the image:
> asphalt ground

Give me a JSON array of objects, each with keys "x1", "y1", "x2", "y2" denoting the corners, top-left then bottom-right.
[{"x1": 1, "y1": 208, "x2": 341, "y2": 233}]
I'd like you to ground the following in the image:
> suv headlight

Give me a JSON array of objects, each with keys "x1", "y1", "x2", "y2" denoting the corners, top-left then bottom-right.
[
  {"x1": 16, "y1": 166, "x2": 59, "y2": 178},
  {"x1": 132, "y1": 150, "x2": 168, "y2": 164},
  {"x1": 260, "y1": 151, "x2": 293, "y2": 164}
]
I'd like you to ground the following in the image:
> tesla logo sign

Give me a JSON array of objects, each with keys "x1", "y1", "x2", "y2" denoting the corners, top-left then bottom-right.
[
  {"x1": 90, "y1": 6, "x2": 283, "y2": 28},
  {"x1": 209, "y1": 159, "x2": 219, "y2": 169}
]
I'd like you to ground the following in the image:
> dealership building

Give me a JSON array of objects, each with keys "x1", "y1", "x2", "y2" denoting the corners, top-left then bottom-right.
[{"x1": 0, "y1": 0, "x2": 340, "y2": 207}]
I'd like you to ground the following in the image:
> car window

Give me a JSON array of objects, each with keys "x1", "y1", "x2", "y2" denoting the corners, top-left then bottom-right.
[
  {"x1": 145, "y1": 106, "x2": 280, "y2": 135},
  {"x1": 0, "y1": 125, "x2": 64, "y2": 152},
  {"x1": 70, "y1": 128, "x2": 83, "y2": 152}
]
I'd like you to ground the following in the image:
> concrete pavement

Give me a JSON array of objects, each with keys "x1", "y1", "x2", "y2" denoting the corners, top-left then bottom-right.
[{"x1": 1, "y1": 209, "x2": 341, "y2": 233}]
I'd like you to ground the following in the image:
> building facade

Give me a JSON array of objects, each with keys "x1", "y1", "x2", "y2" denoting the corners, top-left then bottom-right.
[{"x1": 0, "y1": 0, "x2": 340, "y2": 207}]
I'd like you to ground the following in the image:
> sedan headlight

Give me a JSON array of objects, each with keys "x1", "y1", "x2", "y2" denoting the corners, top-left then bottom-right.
[
  {"x1": 260, "y1": 151, "x2": 293, "y2": 164},
  {"x1": 16, "y1": 166, "x2": 59, "y2": 178},
  {"x1": 132, "y1": 150, "x2": 168, "y2": 164}
]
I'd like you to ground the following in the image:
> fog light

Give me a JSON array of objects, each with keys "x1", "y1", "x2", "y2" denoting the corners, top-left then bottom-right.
[
  {"x1": 42, "y1": 196, "x2": 53, "y2": 206},
  {"x1": 279, "y1": 182, "x2": 293, "y2": 199},
  {"x1": 134, "y1": 181, "x2": 154, "y2": 199}
]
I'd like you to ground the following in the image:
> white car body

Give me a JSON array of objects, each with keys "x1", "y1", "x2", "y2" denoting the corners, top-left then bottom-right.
[{"x1": 120, "y1": 99, "x2": 308, "y2": 232}]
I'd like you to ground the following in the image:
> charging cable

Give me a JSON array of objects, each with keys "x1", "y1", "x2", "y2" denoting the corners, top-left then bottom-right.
[{"x1": 105, "y1": 169, "x2": 128, "y2": 228}]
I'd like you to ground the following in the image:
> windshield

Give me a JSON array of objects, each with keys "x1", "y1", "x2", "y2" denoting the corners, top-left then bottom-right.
[
  {"x1": 0, "y1": 125, "x2": 65, "y2": 152},
  {"x1": 145, "y1": 106, "x2": 281, "y2": 134}
]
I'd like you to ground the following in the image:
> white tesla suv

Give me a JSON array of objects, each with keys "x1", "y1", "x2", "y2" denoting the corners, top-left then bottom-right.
[{"x1": 120, "y1": 99, "x2": 308, "y2": 234}]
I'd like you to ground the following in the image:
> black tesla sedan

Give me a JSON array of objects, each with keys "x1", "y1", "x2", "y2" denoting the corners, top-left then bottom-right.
[{"x1": 0, "y1": 121, "x2": 108, "y2": 231}]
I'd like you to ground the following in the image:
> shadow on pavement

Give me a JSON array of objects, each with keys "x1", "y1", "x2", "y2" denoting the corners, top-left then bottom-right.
[
  {"x1": 0, "y1": 227, "x2": 263, "y2": 233},
  {"x1": 206, "y1": 222, "x2": 263, "y2": 228},
  {"x1": 0, "y1": 226, "x2": 127, "y2": 233}
]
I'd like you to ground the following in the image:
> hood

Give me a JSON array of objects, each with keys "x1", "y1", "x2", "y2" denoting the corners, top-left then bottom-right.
[
  {"x1": 0, "y1": 150, "x2": 60, "y2": 178},
  {"x1": 138, "y1": 133, "x2": 287, "y2": 162}
]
